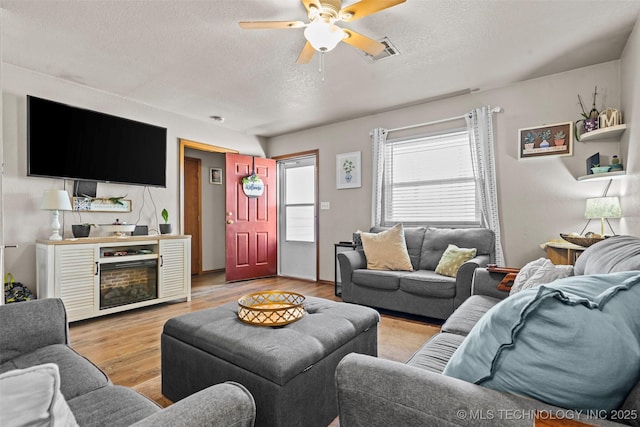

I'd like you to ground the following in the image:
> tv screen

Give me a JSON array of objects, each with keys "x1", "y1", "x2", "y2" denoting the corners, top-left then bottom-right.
[{"x1": 27, "y1": 95, "x2": 167, "y2": 187}]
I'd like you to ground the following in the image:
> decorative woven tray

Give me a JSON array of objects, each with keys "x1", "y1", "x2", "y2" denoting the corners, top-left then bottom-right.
[
  {"x1": 560, "y1": 233, "x2": 605, "y2": 247},
  {"x1": 237, "y1": 291, "x2": 305, "y2": 327}
]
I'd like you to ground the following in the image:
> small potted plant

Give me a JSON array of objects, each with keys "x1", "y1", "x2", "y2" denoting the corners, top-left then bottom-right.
[
  {"x1": 523, "y1": 132, "x2": 536, "y2": 150},
  {"x1": 160, "y1": 209, "x2": 172, "y2": 234},
  {"x1": 72, "y1": 223, "x2": 94, "y2": 238},
  {"x1": 553, "y1": 130, "x2": 566, "y2": 146}
]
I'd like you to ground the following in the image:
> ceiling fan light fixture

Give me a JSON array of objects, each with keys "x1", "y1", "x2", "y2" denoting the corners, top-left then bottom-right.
[{"x1": 304, "y1": 19, "x2": 344, "y2": 52}]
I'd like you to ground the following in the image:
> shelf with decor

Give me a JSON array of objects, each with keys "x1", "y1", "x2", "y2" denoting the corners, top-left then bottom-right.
[
  {"x1": 577, "y1": 123, "x2": 626, "y2": 142},
  {"x1": 577, "y1": 170, "x2": 626, "y2": 181}
]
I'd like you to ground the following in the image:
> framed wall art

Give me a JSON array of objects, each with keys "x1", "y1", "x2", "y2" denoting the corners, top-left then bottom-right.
[
  {"x1": 518, "y1": 122, "x2": 573, "y2": 159},
  {"x1": 336, "y1": 151, "x2": 361, "y2": 189},
  {"x1": 210, "y1": 167, "x2": 222, "y2": 185}
]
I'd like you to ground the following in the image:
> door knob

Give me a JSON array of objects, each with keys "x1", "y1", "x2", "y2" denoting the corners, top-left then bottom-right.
[
  {"x1": 227, "y1": 212, "x2": 233, "y2": 216},
  {"x1": 227, "y1": 220, "x2": 234, "y2": 224}
]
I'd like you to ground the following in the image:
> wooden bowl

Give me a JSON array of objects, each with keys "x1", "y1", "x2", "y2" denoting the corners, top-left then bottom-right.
[{"x1": 560, "y1": 233, "x2": 605, "y2": 247}]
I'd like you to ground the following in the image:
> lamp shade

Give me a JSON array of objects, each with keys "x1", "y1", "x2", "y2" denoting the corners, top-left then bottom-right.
[
  {"x1": 304, "y1": 19, "x2": 344, "y2": 52},
  {"x1": 584, "y1": 197, "x2": 622, "y2": 219},
  {"x1": 40, "y1": 190, "x2": 72, "y2": 211}
]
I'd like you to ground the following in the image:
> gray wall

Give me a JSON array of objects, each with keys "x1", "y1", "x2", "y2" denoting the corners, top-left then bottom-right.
[
  {"x1": 620, "y1": 17, "x2": 640, "y2": 237},
  {"x1": 268, "y1": 60, "x2": 633, "y2": 281}
]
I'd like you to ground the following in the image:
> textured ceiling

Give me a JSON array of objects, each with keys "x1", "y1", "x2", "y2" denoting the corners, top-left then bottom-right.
[{"x1": 2, "y1": 0, "x2": 640, "y2": 137}]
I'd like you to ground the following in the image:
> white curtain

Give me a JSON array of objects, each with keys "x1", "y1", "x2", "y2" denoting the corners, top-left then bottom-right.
[
  {"x1": 466, "y1": 106, "x2": 505, "y2": 266},
  {"x1": 370, "y1": 128, "x2": 388, "y2": 227}
]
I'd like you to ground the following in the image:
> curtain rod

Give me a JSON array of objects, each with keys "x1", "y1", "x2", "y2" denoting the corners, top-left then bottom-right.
[{"x1": 386, "y1": 107, "x2": 503, "y2": 134}]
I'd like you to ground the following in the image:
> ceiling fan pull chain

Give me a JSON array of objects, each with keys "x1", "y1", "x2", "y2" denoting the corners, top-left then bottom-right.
[{"x1": 319, "y1": 51, "x2": 326, "y2": 81}]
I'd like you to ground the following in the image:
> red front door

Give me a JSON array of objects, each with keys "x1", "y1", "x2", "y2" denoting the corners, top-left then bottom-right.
[{"x1": 225, "y1": 153, "x2": 277, "y2": 282}]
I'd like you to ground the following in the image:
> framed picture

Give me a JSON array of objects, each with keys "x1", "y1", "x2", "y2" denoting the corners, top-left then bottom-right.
[
  {"x1": 210, "y1": 168, "x2": 222, "y2": 185},
  {"x1": 518, "y1": 122, "x2": 573, "y2": 159},
  {"x1": 336, "y1": 151, "x2": 361, "y2": 189}
]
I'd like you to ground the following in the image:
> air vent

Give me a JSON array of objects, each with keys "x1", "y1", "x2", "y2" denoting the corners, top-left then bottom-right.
[{"x1": 360, "y1": 37, "x2": 400, "y2": 62}]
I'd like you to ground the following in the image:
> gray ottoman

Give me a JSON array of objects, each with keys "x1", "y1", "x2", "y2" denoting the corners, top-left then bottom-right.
[{"x1": 161, "y1": 296, "x2": 379, "y2": 427}]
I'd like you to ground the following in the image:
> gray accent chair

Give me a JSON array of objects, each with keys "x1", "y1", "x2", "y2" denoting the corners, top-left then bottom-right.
[
  {"x1": 336, "y1": 235, "x2": 640, "y2": 426},
  {"x1": 0, "y1": 298, "x2": 256, "y2": 427},
  {"x1": 337, "y1": 226, "x2": 495, "y2": 320}
]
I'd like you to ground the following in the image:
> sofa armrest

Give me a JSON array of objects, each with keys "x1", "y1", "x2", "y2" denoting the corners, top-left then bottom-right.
[
  {"x1": 337, "y1": 250, "x2": 367, "y2": 300},
  {"x1": 471, "y1": 268, "x2": 511, "y2": 300},
  {"x1": 454, "y1": 255, "x2": 491, "y2": 309},
  {"x1": 132, "y1": 382, "x2": 255, "y2": 427},
  {"x1": 0, "y1": 298, "x2": 69, "y2": 363},
  {"x1": 336, "y1": 353, "x2": 622, "y2": 427}
]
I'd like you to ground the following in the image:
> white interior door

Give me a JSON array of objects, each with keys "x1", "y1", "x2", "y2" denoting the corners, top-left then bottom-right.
[{"x1": 278, "y1": 156, "x2": 317, "y2": 281}]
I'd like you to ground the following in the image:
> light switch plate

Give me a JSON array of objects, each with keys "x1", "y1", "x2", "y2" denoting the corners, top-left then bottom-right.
[{"x1": 320, "y1": 202, "x2": 330, "y2": 210}]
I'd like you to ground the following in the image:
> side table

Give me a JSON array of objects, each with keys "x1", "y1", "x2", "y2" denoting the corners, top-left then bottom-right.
[
  {"x1": 541, "y1": 241, "x2": 586, "y2": 266},
  {"x1": 334, "y1": 242, "x2": 359, "y2": 296}
]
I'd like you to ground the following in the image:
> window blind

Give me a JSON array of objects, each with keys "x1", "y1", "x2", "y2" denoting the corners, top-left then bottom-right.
[{"x1": 381, "y1": 130, "x2": 480, "y2": 227}]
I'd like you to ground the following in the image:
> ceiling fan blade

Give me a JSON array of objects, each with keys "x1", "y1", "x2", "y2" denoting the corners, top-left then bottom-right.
[
  {"x1": 342, "y1": 29, "x2": 385, "y2": 56},
  {"x1": 300, "y1": 0, "x2": 322, "y2": 13},
  {"x1": 340, "y1": 0, "x2": 406, "y2": 22},
  {"x1": 239, "y1": 21, "x2": 305, "y2": 29},
  {"x1": 296, "y1": 41, "x2": 316, "y2": 64}
]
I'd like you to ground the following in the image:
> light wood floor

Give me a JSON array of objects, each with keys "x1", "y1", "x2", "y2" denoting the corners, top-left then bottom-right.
[{"x1": 69, "y1": 273, "x2": 441, "y2": 424}]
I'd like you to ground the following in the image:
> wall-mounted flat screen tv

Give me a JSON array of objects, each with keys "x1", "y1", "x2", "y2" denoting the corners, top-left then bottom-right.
[{"x1": 27, "y1": 95, "x2": 167, "y2": 187}]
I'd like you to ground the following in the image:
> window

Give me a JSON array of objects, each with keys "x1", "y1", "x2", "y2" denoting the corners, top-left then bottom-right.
[
  {"x1": 381, "y1": 130, "x2": 480, "y2": 227},
  {"x1": 284, "y1": 164, "x2": 315, "y2": 242}
]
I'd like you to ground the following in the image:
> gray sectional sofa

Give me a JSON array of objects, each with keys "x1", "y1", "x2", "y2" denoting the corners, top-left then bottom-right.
[
  {"x1": 337, "y1": 226, "x2": 495, "y2": 320},
  {"x1": 0, "y1": 298, "x2": 256, "y2": 427},
  {"x1": 336, "y1": 235, "x2": 640, "y2": 426}
]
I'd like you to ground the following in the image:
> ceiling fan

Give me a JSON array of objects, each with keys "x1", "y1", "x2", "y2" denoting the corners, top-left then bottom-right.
[{"x1": 239, "y1": 0, "x2": 406, "y2": 64}]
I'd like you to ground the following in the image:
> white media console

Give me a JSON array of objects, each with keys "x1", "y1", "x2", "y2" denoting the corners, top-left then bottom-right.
[{"x1": 36, "y1": 235, "x2": 191, "y2": 322}]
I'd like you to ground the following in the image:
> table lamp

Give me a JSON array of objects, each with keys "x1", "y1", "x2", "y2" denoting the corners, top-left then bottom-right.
[
  {"x1": 40, "y1": 190, "x2": 72, "y2": 240},
  {"x1": 584, "y1": 196, "x2": 621, "y2": 236}
]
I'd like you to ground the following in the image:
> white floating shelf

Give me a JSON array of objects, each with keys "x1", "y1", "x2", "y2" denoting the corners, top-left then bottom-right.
[
  {"x1": 577, "y1": 170, "x2": 626, "y2": 181},
  {"x1": 578, "y1": 124, "x2": 627, "y2": 142}
]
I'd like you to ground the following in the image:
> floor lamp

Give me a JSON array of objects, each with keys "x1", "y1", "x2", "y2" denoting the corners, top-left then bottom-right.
[{"x1": 40, "y1": 190, "x2": 72, "y2": 240}]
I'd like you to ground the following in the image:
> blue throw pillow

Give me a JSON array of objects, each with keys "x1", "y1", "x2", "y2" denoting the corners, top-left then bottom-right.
[{"x1": 443, "y1": 271, "x2": 640, "y2": 412}]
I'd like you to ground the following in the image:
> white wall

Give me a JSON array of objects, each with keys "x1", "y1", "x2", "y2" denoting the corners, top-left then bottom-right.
[
  {"x1": 268, "y1": 60, "x2": 632, "y2": 281},
  {"x1": 620, "y1": 17, "x2": 640, "y2": 235},
  {"x1": 2, "y1": 64, "x2": 265, "y2": 293},
  {"x1": 184, "y1": 148, "x2": 226, "y2": 271}
]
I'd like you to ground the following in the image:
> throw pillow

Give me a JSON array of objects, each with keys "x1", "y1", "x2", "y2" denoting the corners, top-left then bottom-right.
[
  {"x1": 435, "y1": 244, "x2": 477, "y2": 277},
  {"x1": 0, "y1": 363, "x2": 79, "y2": 427},
  {"x1": 443, "y1": 271, "x2": 640, "y2": 412},
  {"x1": 510, "y1": 258, "x2": 574, "y2": 295},
  {"x1": 360, "y1": 223, "x2": 413, "y2": 271}
]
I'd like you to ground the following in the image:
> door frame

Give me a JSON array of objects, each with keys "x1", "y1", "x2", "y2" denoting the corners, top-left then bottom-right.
[
  {"x1": 178, "y1": 139, "x2": 238, "y2": 269},
  {"x1": 183, "y1": 156, "x2": 202, "y2": 275},
  {"x1": 272, "y1": 150, "x2": 320, "y2": 282}
]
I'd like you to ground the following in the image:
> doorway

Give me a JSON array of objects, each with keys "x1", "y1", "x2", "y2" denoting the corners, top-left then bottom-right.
[{"x1": 276, "y1": 152, "x2": 318, "y2": 281}]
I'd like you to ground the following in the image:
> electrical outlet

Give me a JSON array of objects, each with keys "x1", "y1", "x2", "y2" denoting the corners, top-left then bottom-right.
[{"x1": 320, "y1": 202, "x2": 330, "y2": 210}]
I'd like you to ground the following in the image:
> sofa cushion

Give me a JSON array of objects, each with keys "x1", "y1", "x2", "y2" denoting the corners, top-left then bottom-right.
[
  {"x1": 510, "y1": 258, "x2": 573, "y2": 295},
  {"x1": 361, "y1": 224, "x2": 413, "y2": 271},
  {"x1": 406, "y1": 333, "x2": 466, "y2": 374},
  {"x1": 440, "y1": 295, "x2": 500, "y2": 336},
  {"x1": 574, "y1": 235, "x2": 640, "y2": 275},
  {"x1": 0, "y1": 363, "x2": 78, "y2": 427},
  {"x1": 353, "y1": 269, "x2": 403, "y2": 290},
  {"x1": 399, "y1": 271, "x2": 456, "y2": 298},
  {"x1": 0, "y1": 343, "x2": 109, "y2": 400},
  {"x1": 435, "y1": 244, "x2": 477, "y2": 277},
  {"x1": 443, "y1": 271, "x2": 640, "y2": 412},
  {"x1": 67, "y1": 385, "x2": 159, "y2": 426},
  {"x1": 370, "y1": 226, "x2": 426, "y2": 270},
  {"x1": 419, "y1": 228, "x2": 494, "y2": 271}
]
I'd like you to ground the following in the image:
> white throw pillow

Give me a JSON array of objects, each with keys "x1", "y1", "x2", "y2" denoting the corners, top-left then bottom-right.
[
  {"x1": 0, "y1": 363, "x2": 79, "y2": 427},
  {"x1": 510, "y1": 258, "x2": 574, "y2": 295}
]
